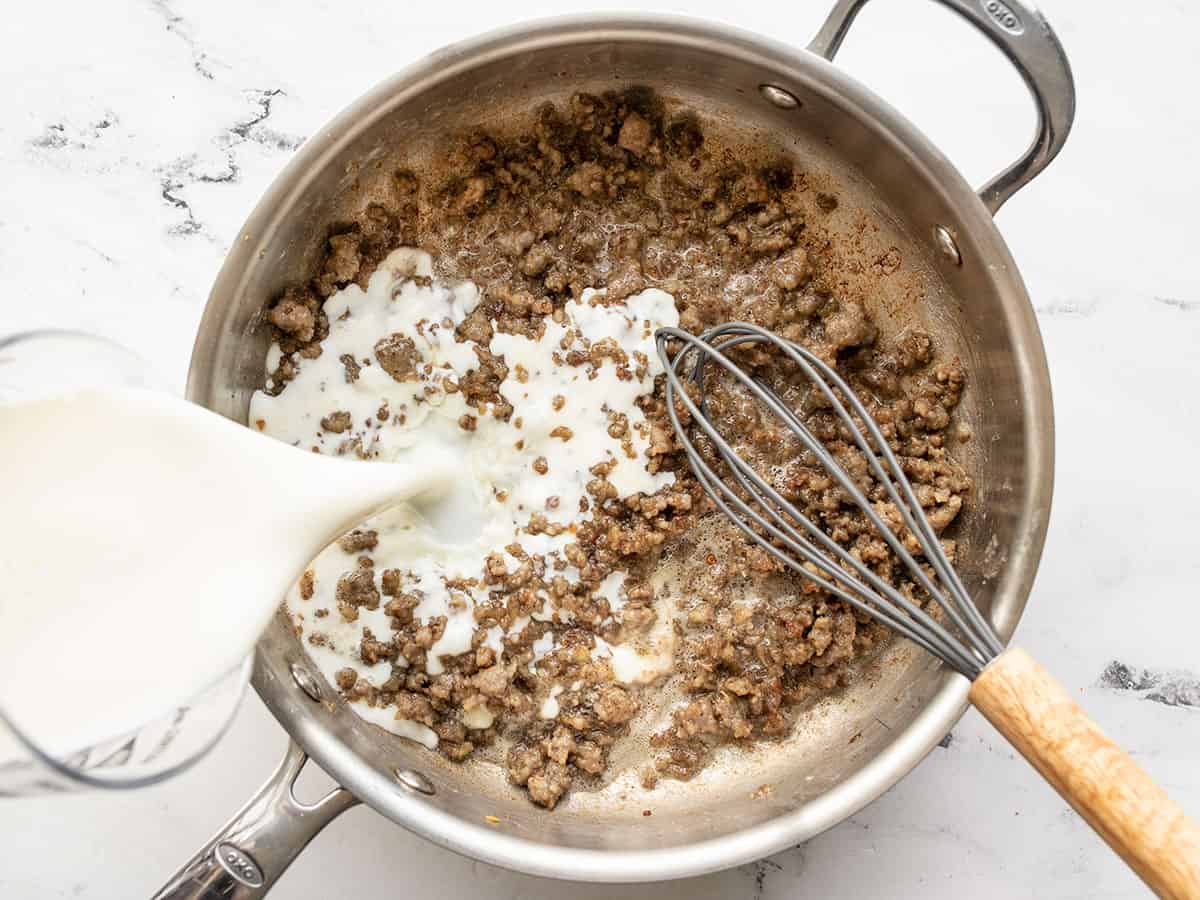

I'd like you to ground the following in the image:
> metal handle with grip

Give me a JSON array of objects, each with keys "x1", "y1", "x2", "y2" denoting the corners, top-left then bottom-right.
[
  {"x1": 152, "y1": 742, "x2": 358, "y2": 900},
  {"x1": 808, "y1": 0, "x2": 1076, "y2": 214}
]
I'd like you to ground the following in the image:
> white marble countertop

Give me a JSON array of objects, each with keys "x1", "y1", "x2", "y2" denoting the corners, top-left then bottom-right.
[{"x1": 2, "y1": 0, "x2": 1198, "y2": 897}]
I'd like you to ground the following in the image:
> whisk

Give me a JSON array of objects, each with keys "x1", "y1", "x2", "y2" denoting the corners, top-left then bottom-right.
[{"x1": 656, "y1": 321, "x2": 1199, "y2": 900}]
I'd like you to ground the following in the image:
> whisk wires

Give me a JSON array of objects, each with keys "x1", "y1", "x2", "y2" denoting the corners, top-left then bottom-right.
[{"x1": 656, "y1": 322, "x2": 1003, "y2": 680}]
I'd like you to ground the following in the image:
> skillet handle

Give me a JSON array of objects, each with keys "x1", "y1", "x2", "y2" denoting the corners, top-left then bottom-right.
[
  {"x1": 970, "y1": 648, "x2": 1200, "y2": 900},
  {"x1": 152, "y1": 741, "x2": 358, "y2": 900},
  {"x1": 808, "y1": 0, "x2": 1075, "y2": 214}
]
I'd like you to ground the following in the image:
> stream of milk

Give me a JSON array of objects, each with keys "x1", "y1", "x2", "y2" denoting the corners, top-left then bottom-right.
[
  {"x1": 0, "y1": 249, "x2": 682, "y2": 768},
  {"x1": 0, "y1": 387, "x2": 452, "y2": 758}
]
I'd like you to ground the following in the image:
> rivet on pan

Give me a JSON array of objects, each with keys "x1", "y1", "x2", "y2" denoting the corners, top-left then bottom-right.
[
  {"x1": 394, "y1": 768, "x2": 436, "y2": 795},
  {"x1": 289, "y1": 662, "x2": 322, "y2": 702},
  {"x1": 933, "y1": 225, "x2": 963, "y2": 267},
  {"x1": 759, "y1": 84, "x2": 800, "y2": 110}
]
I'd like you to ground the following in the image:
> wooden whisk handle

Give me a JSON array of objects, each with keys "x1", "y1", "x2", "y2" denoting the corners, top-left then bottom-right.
[{"x1": 969, "y1": 647, "x2": 1200, "y2": 899}]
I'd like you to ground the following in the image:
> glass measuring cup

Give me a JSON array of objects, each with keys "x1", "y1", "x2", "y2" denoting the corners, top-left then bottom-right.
[{"x1": 0, "y1": 330, "x2": 252, "y2": 794}]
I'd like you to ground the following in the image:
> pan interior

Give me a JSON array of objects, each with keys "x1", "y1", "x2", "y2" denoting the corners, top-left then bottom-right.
[{"x1": 191, "y1": 24, "x2": 1042, "y2": 857}]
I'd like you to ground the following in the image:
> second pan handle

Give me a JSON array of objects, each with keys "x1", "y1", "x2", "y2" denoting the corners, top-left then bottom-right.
[
  {"x1": 808, "y1": 0, "x2": 1076, "y2": 215},
  {"x1": 152, "y1": 741, "x2": 358, "y2": 900}
]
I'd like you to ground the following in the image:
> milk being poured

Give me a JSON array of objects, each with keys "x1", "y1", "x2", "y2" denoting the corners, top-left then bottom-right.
[
  {"x1": 0, "y1": 387, "x2": 450, "y2": 758},
  {"x1": 247, "y1": 248, "x2": 682, "y2": 751},
  {"x1": 0, "y1": 249, "x2": 683, "y2": 768}
]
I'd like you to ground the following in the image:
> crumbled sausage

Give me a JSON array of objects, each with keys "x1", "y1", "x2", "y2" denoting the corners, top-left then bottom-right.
[
  {"x1": 472, "y1": 665, "x2": 510, "y2": 697},
  {"x1": 335, "y1": 563, "x2": 379, "y2": 621},
  {"x1": 527, "y1": 761, "x2": 571, "y2": 809},
  {"x1": 339, "y1": 354, "x2": 361, "y2": 383},
  {"x1": 272, "y1": 86, "x2": 972, "y2": 809},
  {"x1": 337, "y1": 529, "x2": 378, "y2": 553},
  {"x1": 374, "y1": 334, "x2": 420, "y2": 382},
  {"x1": 320, "y1": 410, "x2": 352, "y2": 433},
  {"x1": 507, "y1": 744, "x2": 544, "y2": 787},
  {"x1": 268, "y1": 296, "x2": 316, "y2": 342},
  {"x1": 769, "y1": 247, "x2": 809, "y2": 291},
  {"x1": 617, "y1": 112, "x2": 653, "y2": 158},
  {"x1": 594, "y1": 685, "x2": 637, "y2": 724},
  {"x1": 318, "y1": 233, "x2": 362, "y2": 293},
  {"x1": 566, "y1": 161, "x2": 607, "y2": 199}
]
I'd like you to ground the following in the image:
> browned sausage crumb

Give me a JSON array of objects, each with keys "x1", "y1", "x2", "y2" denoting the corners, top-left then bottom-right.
[
  {"x1": 374, "y1": 334, "x2": 420, "y2": 382},
  {"x1": 335, "y1": 561, "x2": 380, "y2": 622},
  {"x1": 339, "y1": 354, "x2": 361, "y2": 383},
  {"x1": 594, "y1": 686, "x2": 637, "y2": 724},
  {"x1": 320, "y1": 410, "x2": 352, "y2": 434},
  {"x1": 527, "y1": 761, "x2": 572, "y2": 809},
  {"x1": 268, "y1": 293, "x2": 316, "y2": 343},
  {"x1": 337, "y1": 529, "x2": 378, "y2": 554},
  {"x1": 617, "y1": 112, "x2": 653, "y2": 158}
]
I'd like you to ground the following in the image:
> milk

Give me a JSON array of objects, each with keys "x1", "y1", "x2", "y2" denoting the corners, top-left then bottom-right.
[
  {"x1": 249, "y1": 249, "x2": 683, "y2": 750},
  {"x1": 0, "y1": 387, "x2": 450, "y2": 758},
  {"x1": 0, "y1": 250, "x2": 684, "y2": 766}
]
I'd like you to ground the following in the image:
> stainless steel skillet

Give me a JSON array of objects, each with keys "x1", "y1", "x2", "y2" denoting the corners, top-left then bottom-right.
[{"x1": 161, "y1": 2, "x2": 1073, "y2": 895}]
